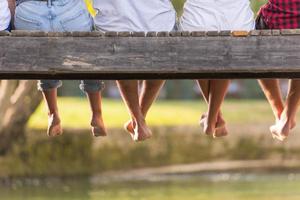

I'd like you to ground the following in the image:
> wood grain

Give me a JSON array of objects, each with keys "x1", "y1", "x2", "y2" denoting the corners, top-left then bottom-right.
[{"x1": 1, "y1": 31, "x2": 300, "y2": 79}]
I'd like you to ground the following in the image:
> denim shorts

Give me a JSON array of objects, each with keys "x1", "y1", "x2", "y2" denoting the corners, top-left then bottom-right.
[{"x1": 15, "y1": 0, "x2": 104, "y2": 92}]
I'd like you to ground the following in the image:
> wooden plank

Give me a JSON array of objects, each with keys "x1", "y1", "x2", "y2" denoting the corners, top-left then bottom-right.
[
  {"x1": 191, "y1": 31, "x2": 206, "y2": 37},
  {"x1": 281, "y1": 29, "x2": 300, "y2": 35},
  {"x1": 219, "y1": 31, "x2": 231, "y2": 36},
  {"x1": 261, "y1": 30, "x2": 272, "y2": 36},
  {"x1": 250, "y1": 30, "x2": 261, "y2": 36},
  {"x1": 157, "y1": 32, "x2": 169, "y2": 37},
  {"x1": 232, "y1": 31, "x2": 249, "y2": 37},
  {"x1": 181, "y1": 31, "x2": 190, "y2": 37},
  {"x1": 1, "y1": 34, "x2": 300, "y2": 79},
  {"x1": 207, "y1": 31, "x2": 219, "y2": 36},
  {"x1": 169, "y1": 31, "x2": 181, "y2": 37},
  {"x1": 0, "y1": 31, "x2": 10, "y2": 36},
  {"x1": 104, "y1": 31, "x2": 117, "y2": 37},
  {"x1": 118, "y1": 32, "x2": 131, "y2": 37},
  {"x1": 146, "y1": 32, "x2": 157, "y2": 37},
  {"x1": 131, "y1": 32, "x2": 145, "y2": 37}
]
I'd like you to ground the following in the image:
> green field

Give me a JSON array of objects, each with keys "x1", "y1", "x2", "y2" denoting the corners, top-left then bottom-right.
[{"x1": 28, "y1": 98, "x2": 275, "y2": 130}]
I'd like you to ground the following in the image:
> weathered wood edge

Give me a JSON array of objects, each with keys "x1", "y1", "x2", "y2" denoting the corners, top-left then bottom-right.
[
  {"x1": 1, "y1": 72, "x2": 300, "y2": 80},
  {"x1": 2, "y1": 29, "x2": 300, "y2": 37}
]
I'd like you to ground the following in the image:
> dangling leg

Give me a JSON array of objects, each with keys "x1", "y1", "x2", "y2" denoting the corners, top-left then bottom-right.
[
  {"x1": 270, "y1": 79, "x2": 300, "y2": 141},
  {"x1": 38, "y1": 80, "x2": 63, "y2": 137},
  {"x1": 197, "y1": 80, "x2": 228, "y2": 137},
  {"x1": 117, "y1": 80, "x2": 152, "y2": 141},
  {"x1": 258, "y1": 79, "x2": 284, "y2": 121},
  {"x1": 125, "y1": 80, "x2": 165, "y2": 134},
  {"x1": 80, "y1": 80, "x2": 107, "y2": 137},
  {"x1": 204, "y1": 79, "x2": 230, "y2": 137}
]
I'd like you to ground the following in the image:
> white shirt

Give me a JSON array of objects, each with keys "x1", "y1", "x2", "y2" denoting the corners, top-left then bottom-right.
[
  {"x1": 0, "y1": 0, "x2": 11, "y2": 31},
  {"x1": 94, "y1": 0, "x2": 176, "y2": 32},
  {"x1": 180, "y1": 0, "x2": 254, "y2": 31}
]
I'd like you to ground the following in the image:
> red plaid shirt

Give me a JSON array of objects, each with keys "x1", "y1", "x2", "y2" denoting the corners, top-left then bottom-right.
[{"x1": 260, "y1": 0, "x2": 300, "y2": 29}]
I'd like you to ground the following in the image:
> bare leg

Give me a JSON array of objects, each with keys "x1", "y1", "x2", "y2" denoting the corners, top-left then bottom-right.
[
  {"x1": 86, "y1": 92, "x2": 107, "y2": 137},
  {"x1": 204, "y1": 79, "x2": 230, "y2": 136},
  {"x1": 117, "y1": 80, "x2": 152, "y2": 141},
  {"x1": 125, "y1": 80, "x2": 165, "y2": 133},
  {"x1": 197, "y1": 80, "x2": 228, "y2": 137},
  {"x1": 42, "y1": 89, "x2": 62, "y2": 136},
  {"x1": 270, "y1": 80, "x2": 300, "y2": 141},
  {"x1": 258, "y1": 79, "x2": 284, "y2": 120}
]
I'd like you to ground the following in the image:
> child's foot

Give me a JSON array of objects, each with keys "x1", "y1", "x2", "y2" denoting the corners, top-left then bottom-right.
[
  {"x1": 47, "y1": 113, "x2": 62, "y2": 137},
  {"x1": 214, "y1": 116, "x2": 228, "y2": 138},
  {"x1": 270, "y1": 114, "x2": 293, "y2": 141},
  {"x1": 199, "y1": 114, "x2": 228, "y2": 137},
  {"x1": 91, "y1": 115, "x2": 107, "y2": 137},
  {"x1": 131, "y1": 119, "x2": 152, "y2": 142},
  {"x1": 201, "y1": 116, "x2": 216, "y2": 136},
  {"x1": 124, "y1": 120, "x2": 134, "y2": 135}
]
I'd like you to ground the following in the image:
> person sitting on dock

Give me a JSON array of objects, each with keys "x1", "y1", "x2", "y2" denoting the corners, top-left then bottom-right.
[
  {"x1": 13, "y1": 0, "x2": 107, "y2": 137},
  {"x1": 0, "y1": 0, "x2": 11, "y2": 31},
  {"x1": 93, "y1": 0, "x2": 177, "y2": 141},
  {"x1": 179, "y1": 0, "x2": 255, "y2": 137},
  {"x1": 256, "y1": 0, "x2": 300, "y2": 141}
]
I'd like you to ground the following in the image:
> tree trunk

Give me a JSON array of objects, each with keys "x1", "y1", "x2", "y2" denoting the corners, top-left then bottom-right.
[{"x1": 0, "y1": 80, "x2": 42, "y2": 154}]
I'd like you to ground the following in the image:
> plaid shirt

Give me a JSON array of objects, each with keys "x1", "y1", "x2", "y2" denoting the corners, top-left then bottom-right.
[{"x1": 260, "y1": 0, "x2": 300, "y2": 29}]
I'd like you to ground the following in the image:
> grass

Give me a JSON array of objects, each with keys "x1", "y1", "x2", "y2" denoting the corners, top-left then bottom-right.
[{"x1": 28, "y1": 98, "x2": 275, "y2": 130}]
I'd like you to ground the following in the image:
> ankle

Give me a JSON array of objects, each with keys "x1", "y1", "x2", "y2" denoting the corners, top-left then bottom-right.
[
  {"x1": 92, "y1": 112, "x2": 103, "y2": 119},
  {"x1": 48, "y1": 111, "x2": 59, "y2": 118}
]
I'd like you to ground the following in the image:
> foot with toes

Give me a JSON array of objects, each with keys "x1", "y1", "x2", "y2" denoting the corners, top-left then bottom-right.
[
  {"x1": 91, "y1": 114, "x2": 107, "y2": 137},
  {"x1": 124, "y1": 119, "x2": 152, "y2": 141},
  {"x1": 200, "y1": 113, "x2": 228, "y2": 138},
  {"x1": 47, "y1": 113, "x2": 63, "y2": 137},
  {"x1": 270, "y1": 112, "x2": 296, "y2": 141}
]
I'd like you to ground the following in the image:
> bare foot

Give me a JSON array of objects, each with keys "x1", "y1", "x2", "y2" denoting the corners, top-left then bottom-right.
[
  {"x1": 214, "y1": 116, "x2": 228, "y2": 138},
  {"x1": 131, "y1": 119, "x2": 152, "y2": 142},
  {"x1": 270, "y1": 117, "x2": 291, "y2": 142},
  {"x1": 124, "y1": 120, "x2": 134, "y2": 135},
  {"x1": 47, "y1": 113, "x2": 63, "y2": 137},
  {"x1": 199, "y1": 113, "x2": 228, "y2": 137},
  {"x1": 91, "y1": 114, "x2": 107, "y2": 137},
  {"x1": 200, "y1": 116, "x2": 215, "y2": 136}
]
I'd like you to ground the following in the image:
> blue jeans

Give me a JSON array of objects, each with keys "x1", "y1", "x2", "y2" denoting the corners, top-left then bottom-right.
[{"x1": 15, "y1": 0, "x2": 104, "y2": 92}]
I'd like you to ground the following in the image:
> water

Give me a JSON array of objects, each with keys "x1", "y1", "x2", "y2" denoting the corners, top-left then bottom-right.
[{"x1": 1, "y1": 172, "x2": 300, "y2": 200}]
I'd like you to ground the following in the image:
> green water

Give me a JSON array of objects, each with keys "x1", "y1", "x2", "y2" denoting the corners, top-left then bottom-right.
[{"x1": 1, "y1": 172, "x2": 300, "y2": 200}]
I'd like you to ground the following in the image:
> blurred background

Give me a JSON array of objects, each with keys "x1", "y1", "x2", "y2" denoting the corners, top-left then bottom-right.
[{"x1": 3, "y1": 0, "x2": 300, "y2": 199}]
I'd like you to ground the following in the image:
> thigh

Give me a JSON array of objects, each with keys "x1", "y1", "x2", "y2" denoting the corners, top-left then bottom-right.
[
  {"x1": 54, "y1": 0, "x2": 93, "y2": 32},
  {"x1": 14, "y1": 2, "x2": 48, "y2": 31},
  {"x1": 179, "y1": 0, "x2": 220, "y2": 31}
]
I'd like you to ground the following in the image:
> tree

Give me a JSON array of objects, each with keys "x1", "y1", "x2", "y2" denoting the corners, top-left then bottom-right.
[{"x1": 0, "y1": 80, "x2": 42, "y2": 154}]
